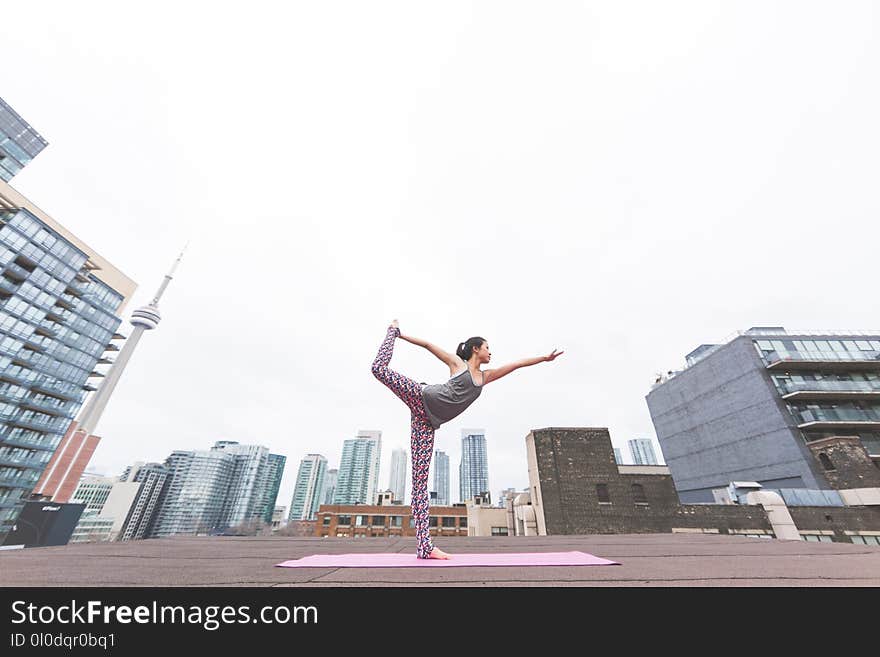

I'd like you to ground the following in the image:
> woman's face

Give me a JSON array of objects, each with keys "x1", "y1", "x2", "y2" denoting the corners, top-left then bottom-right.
[{"x1": 474, "y1": 341, "x2": 491, "y2": 364}]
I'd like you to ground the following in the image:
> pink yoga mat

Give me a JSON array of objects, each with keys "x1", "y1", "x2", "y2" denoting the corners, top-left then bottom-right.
[{"x1": 276, "y1": 550, "x2": 619, "y2": 568}]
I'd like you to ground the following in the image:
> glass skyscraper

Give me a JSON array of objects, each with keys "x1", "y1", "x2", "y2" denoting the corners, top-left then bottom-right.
[
  {"x1": 289, "y1": 454, "x2": 327, "y2": 521},
  {"x1": 459, "y1": 429, "x2": 489, "y2": 503},
  {"x1": 389, "y1": 448, "x2": 406, "y2": 503},
  {"x1": 0, "y1": 97, "x2": 48, "y2": 181},
  {"x1": 433, "y1": 450, "x2": 449, "y2": 505},
  {"x1": 150, "y1": 440, "x2": 280, "y2": 536},
  {"x1": 0, "y1": 98, "x2": 135, "y2": 545},
  {"x1": 628, "y1": 439, "x2": 659, "y2": 465},
  {"x1": 334, "y1": 430, "x2": 381, "y2": 505},
  {"x1": 321, "y1": 468, "x2": 337, "y2": 505},
  {"x1": 151, "y1": 449, "x2": 236, "y2": 537},
  {"x1": 212, "y1": 441, "x2": 270, "y2": 528},
  {"x1": 260, "y1": 453, "x2": 286, "y2": 524},
  {"x1": 0, "y1": 206, "x2": 131, "y2": 543}
]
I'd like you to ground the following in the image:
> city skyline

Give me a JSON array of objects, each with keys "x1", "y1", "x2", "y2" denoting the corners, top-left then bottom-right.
[{"x1": 3, "y1": 3, "x2": 878, "y2": 518}]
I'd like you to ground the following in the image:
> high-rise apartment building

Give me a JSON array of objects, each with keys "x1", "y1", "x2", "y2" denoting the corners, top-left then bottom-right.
[
  {"x1": 261, "y1": 453, "x2": 286, "y2": 524},
  {"x1": 151, "y1": 448, "x2": 236, "y2": 537},
  {"x1": 433, "y1": 450, "x2": 449, "y2": 506},
  {"x1": 0, "y1": 98, "x2": 135, "y2": 544},
  {"x1": 0, "y1": 97, "x2": 48, "y2": 181},
  {"x1": 459, "y1": 429, "x2": 489, "y2": 503},
  {"x1": 70, "y1": 474, "x2": 116, "y2": 515},
  {"x1": 646, "y1": 327, "x2": 880, "y2": 502},
  {"x1": 118, "y1": 462, "x2": 169, "y2": 541},
  {"x1": 628, "y1": 439, "x2": 659, "y2": 465},
  {"x1": 321, "y1": 468, "x2": 337, "y2": 505},
  {"x1": 212, "y1": 441, "x2": 270, "y2": 528},
  {"x1": 288, "y1": 454, "x2": 327, "y2": 521},
  {"x1": 389, "y1": 448, "x2": 406, "y2": 503},
  {"x1": 334, "y1": 430, "x2": 381, "y2": 505}
]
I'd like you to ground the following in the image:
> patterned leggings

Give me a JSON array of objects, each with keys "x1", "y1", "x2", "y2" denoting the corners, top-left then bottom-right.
[{"x1": 371, "y1": 325, "x2": 436, "y2": 558}]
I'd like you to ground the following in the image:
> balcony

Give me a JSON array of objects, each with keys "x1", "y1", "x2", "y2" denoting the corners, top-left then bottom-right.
[
  {"x1": 64, "y1": 284, "x2": 84, "y2": 298},
  {"x1": 19, "y1": 396, "x2": 72, "y2": 417},
  {"x1": 44, "y1": 309, "x2": 72, "y2": 324},
  {"x1": 3, "y1": 263, "x2": 30, "y2": 282},
  {"x1": 23, "y1": 336, "x2": 48, "y2": 352},
  {"x1": 4, "y1": 414, "x2": 68, "y2": 433},
  {"x1": 31, "y1": 377, "x2": 83, "y2": 402},
  {"x1": 765, "y1": 349, "x2": 880, "y2": 372},
  {"x1": 34, "y1": 322, "x2": 57, "y2": 338},
  {"x1": 0, "y1": 435, "x2": 56, "y2": 451},
  {"x1": 0, "y1": 277, "x2": 19, "y2": 294},
  {"x1": 0, "y1": 369, "x2": 37, "y2": 387},
  {"x1": 780, "y1": 380, "x2": 880, "y2": 401},
  {"x1": 0, "y1": 454, "x2": 48, "y2": 470},
  {"x1": 54, "y1": 296, "x2": 76, "y2": 311},
  {"x1": 795, "y1": 407, "x2": 880, "y2": 431},
  {"x1": 0, "y1": 475, "x2": 38, "y2": 490}
]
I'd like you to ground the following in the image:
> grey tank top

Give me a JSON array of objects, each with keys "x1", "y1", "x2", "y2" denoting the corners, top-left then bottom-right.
[{"x1": 420, "y1": 368, "x2": 483, "y2": 430}]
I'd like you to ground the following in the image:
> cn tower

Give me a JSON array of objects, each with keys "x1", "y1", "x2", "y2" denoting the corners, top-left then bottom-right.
[{"x1": 32, "y1": 249, "x2": 186, "y2": 502}]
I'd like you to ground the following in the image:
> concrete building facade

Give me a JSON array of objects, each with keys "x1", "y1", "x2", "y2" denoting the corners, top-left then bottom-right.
[{"x1": 646, "y1": 328, "x2": 880, "y2": 502}]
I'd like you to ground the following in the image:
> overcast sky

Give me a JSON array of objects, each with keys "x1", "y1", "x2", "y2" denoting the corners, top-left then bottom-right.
[{"x1": 4, "y1": 2, "x2": 878, "y2": 511}]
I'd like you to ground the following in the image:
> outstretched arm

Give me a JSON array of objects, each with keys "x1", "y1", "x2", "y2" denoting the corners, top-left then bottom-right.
[
  {"x1": 400, "y1": 332, "x2": 459, "y2": 369},
  {"x1": 483, "y1": 349, "x2": 563, "y2": 385}
]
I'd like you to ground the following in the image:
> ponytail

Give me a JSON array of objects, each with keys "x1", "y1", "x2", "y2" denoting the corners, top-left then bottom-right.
[{"x1": 456, "y1": 336, "x2": 486, "y2": 361}]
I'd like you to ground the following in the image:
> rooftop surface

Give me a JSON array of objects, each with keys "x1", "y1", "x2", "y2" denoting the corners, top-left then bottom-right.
[{"x1": 2, "y1": 533, "x2": 879, "y2": 587}]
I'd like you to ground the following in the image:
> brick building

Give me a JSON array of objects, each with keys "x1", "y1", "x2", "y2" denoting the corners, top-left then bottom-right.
[
  {"x1": 313, "y1": 504, "x2": 468, "y2": 539},
  {"x1": 521, "y1": 427, "x2": 880, "y2": 543}
]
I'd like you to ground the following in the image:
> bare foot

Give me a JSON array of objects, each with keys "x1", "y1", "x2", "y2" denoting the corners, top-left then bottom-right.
[{"x1": 427, "y1": 547, "x2": 450, "y2": 560}]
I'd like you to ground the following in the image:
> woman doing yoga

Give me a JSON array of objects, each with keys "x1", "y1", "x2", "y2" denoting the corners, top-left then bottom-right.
[{"x1": 371, "y1": 319, "x2": 563, "y2": 559}]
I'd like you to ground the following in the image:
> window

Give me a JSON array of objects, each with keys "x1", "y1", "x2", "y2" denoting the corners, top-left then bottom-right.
[
  {"x1": 851, "y1": 535, "x2": 880, "y2": 546},
  {"x1": 371, "y1": 515, "x2": 385, "y2": 526},
  {"x1": 442, "y1": 517, "x2": 456, "y2": 527},
  {"x1": 409, "y1": 517, "x2": 415, "y2": 528},
  {"x1": 818, "y1": 453, "x2": 835, "y2": 471},
  {"x1": 459, "y1": 517, "x2": 467, "y2": 528},
  {"x1": 596, "y1": 484, "x2": 611, "y2": 504},
  {"x1": 491, "y1": 527, "x2": 508, "y2": 536},
  {"x1": 802, "y1": 534, "x2": 833, "y2": 543},
  {"x1": 429, "y1": 517, "x2": 438, "y2": 527},
  {"x1": 322, "y1": 516, "x2": 330, "y2": 526},
  {"x1": 390, "y1": 516, "x2": 402, "y2": 527},
  {"x1": 631, "y1": 483, "x2": 648, "y2": 504},
  {"x1": 355, "y1": 515, "x2": 366, "y2": 526},
  {"x1": 337, "y1": 515, "x2": 351, "y2": 526}
]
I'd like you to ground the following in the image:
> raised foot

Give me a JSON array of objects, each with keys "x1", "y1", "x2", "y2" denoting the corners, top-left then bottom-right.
[{"x1": 427, "y1": 547, "x2": 451, "y2": 560}]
